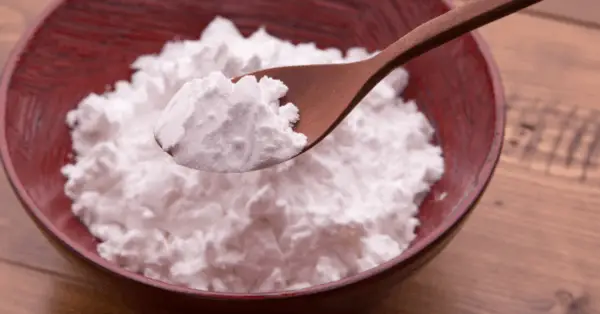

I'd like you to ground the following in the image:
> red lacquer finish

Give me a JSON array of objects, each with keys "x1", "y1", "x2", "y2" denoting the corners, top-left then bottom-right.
[{"x1": 0, "y1": 0, "x2": 505, "y2": 313}]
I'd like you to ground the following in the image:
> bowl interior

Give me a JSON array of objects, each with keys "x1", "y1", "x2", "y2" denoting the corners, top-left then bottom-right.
[{"x1": 1, "y1": 0, "x2": 500, "y2": 292}]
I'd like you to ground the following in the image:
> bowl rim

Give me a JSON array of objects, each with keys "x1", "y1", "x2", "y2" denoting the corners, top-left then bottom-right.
[{"x1": 0, "y1": 0, "x2": 505, "y2": 300}]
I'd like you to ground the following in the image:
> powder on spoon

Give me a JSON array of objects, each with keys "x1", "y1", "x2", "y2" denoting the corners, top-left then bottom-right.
[
  {"x1": 62, "y1": 17, "x2": 444, "y2": 293},
  {"x1": 154, "y1": 72, "x2": 307, "y2": 173}
]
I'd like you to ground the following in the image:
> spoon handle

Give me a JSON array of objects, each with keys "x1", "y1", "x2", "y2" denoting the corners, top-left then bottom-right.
[{"x1": 370, "y1": 0, "x2": 542, "y2": 77}]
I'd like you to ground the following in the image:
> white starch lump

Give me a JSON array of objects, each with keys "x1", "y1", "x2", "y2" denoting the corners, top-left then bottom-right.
[
  {"x1": 154, "y1": 72, "x2": 307, "y2": 172},
  {"x1": 62, "y1": 17, "x2": 444, "y2": 293}
]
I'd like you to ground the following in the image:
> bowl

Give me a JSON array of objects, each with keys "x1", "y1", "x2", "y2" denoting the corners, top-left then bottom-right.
[{"x1": 0, "y1": 0, "x2": 505, "y2": 313}]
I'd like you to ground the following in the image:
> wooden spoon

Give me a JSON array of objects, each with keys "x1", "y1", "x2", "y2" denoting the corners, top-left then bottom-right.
[
  {"x1": 233, "y1": 0, "x2": 542, "y2": 160},
  {"x1": 158, "y1": 0, "x2": 542, "y2": 172}
]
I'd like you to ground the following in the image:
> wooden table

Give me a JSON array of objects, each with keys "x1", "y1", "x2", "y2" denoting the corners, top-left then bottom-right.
[{"x1": 2, "y1": 0, "x2": 600, "y2": 313}]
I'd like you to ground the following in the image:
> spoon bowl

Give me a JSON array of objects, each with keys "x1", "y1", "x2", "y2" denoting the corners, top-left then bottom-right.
[{"x1": 232, "y1": 61, "x2": 372, "y2": 160}]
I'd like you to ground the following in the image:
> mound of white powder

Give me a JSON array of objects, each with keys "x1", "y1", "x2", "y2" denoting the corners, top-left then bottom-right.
[
  {"x1": 62, "y1": 17, "x2": 444, "y2": 293},
  {"x1": 154, "y1": 72, "x2": 307, "y2": 172}
]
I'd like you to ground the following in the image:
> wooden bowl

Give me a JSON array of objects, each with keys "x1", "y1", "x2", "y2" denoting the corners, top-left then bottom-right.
[{"x1": 0, "y1": 0, "x2": 504, "y2": 313}]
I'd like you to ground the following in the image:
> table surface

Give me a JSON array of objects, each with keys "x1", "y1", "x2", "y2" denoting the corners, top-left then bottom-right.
[{"x1": 2, "y1": 0, "x2": 600, "y2": 313}]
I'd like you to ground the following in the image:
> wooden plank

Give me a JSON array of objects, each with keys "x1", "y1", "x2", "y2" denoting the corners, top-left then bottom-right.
[
  {"x1": 457, "y1": 0, "x2": 600, "y2": 27},
  {"x1": 2, "y1": 1, "x2": 600, "y2": 313},
  {"x1": 0, "y1": 261, "x2": 116, "y2": 314},
  {"x1": 0, "y1": 6, "x2": 26, "y2": 67},
  {"x1": 529, "y1": 0, "x2": 600, "y2": 27},
  {"x1": 483, "y1": 13, "x2": 600, "y2": 108},
  {"x1": 0, "y1": 259, "x2": 171, "y2": 314},
  {"x1": 479, "y1": 13, "x2": 600, "y2": 183}
]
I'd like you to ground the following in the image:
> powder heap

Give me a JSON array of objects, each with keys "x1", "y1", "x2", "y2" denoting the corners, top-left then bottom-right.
[
  {"x1": 62, "y1": 17, "x2": 444, "y2": 293},
  {"x1": 154, "y1": 72, "x2": 307, "y2": 173}
]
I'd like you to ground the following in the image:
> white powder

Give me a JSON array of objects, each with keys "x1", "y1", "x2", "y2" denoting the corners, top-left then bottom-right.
[
  {"x1": 154, "y1": 72, "x2": 307, "y2": 172},
  {"x1": 62, "y1": 17, "x2": 444, "y2": 293}
]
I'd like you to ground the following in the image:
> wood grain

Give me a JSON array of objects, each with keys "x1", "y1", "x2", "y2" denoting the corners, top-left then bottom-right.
[
  {"x1": 0, "y1": 260, "x2": 121, "y2": 314},
  {"x1": 458, "y1": 0, "x2": 600, "y2": 27},
  {"x1": 2, "y1": 0, "x2": 600, "y2": 313},
  {"x1": 529, "y1": 0, "x2": 600, "y2": 27}
]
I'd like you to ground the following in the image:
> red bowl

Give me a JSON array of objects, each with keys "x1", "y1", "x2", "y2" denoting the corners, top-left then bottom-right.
[{"x1": 0, "y1": 0, "x2": 504, "y2": 313}]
